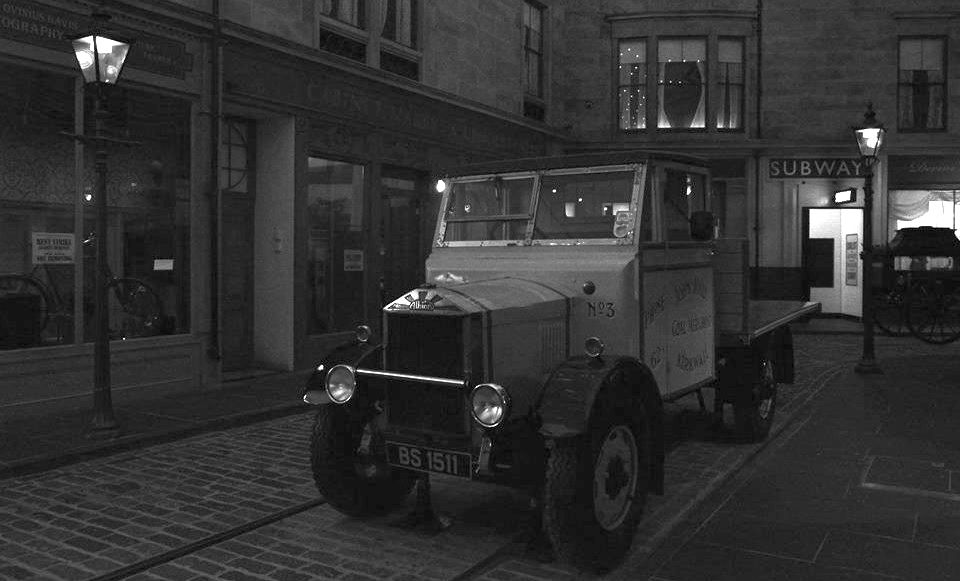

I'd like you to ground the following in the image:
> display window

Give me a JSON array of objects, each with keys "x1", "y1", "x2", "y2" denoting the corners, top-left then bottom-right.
[{"x1": 0, "y1": 63, "x2": 191, "y2": 350}]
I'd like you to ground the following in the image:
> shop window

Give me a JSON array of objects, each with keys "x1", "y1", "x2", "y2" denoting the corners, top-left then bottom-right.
[
  {"x1": 898, "y1": 37, "x2": 946, "y2": 131},
  {"x1": 658, "y1": 38, "x2": 706, "y2": 129},
  {"x1": 889, "y1": 190, "x2": 959, "y2": 237},
  {"x1": 618, "y1": 39, "x2": 647, "y2": 130},
  {"x1": 523, "y1": 1, "x2": 545, "y2": 121},
  {"x1": 82, "y1": 86, "x2": 191, "y2": 342},
  {"x1": 717, "y1": 38, "x2": 743, "y2": 130},
  {"x1": 307, "y1": 157, "x2": 365, "y2": 335},
  {"x1": 0, "y1": 64, "x2": 190, "y2": 350}
]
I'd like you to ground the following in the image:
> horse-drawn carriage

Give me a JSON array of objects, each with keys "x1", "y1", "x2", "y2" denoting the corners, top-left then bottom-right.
[{"x1": 873, "y1": 226, "x2": 960, "y2": 344}]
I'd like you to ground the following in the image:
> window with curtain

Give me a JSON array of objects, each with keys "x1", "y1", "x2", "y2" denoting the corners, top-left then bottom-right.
[
  {"x1": 658, "y1": 38, "x2": 706, "y2": 129},
  {"x1": 381, "y1": 0, "x2": 417, "y2": 49},
  {"x1": 618, "y1": 39, "x2": 646, "y2": 130},
  {"x1": 319, "y1": 0, "x2": 365, "y2": 28},
  {"x1": 889, "y1": 190, "x2": 959, "y2": 232},
  {"x1": 717, "y1": 38, "x2": 743, "y2": 130},
  {"x1": 898, "y1": 37, "x2": 945, "y2": 131}
]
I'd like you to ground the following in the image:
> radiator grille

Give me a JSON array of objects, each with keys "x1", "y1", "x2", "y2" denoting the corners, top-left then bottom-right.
[{"x1": 385, "y1": 313, "x2": 466, "y2": 435}]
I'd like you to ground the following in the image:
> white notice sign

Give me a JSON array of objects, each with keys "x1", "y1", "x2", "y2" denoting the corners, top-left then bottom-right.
[{"x1": 32, "y1": 232, "x2": 75, "y2": 265}]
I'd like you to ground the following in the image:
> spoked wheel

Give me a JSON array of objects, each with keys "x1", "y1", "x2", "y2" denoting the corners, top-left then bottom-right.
[
  {"x1": 108, "y1": 278, "x2": 164, "y2": 339},
  {"x1": 310, "y1": 403, "x2": 416, "y2": 516},
  {"x1": 734, "y1": 351, "x2": 779, "y2": 442},
  {"x1": 873, "y1": 289, "x2": 910, "y2": 337},
  {"x1": 0, "y1": 275, "x2": 51, "y2": 346},
  {"x1": 905, "y1": 282, "x2": 960, "y2": 345},
  {"x1": 541, "y1": 387, "x2": 649, "y2": 573}
]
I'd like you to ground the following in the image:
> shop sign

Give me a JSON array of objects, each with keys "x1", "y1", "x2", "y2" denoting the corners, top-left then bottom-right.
[
  {"x1": 343, "y1": 249, "x2": 364, "y2": 271},
  {"x1": 0, "y1": 0, "x2": 193, "y2": 79},
  {"x1": 31, "y1": 232, "x2": 74, "y2": 265},
  {"x1": 769, "y1": 158, "x2": 866, "y2": 179},
  {"x1": 888, "y1": 155, "x2": 960, "y2": 187}
]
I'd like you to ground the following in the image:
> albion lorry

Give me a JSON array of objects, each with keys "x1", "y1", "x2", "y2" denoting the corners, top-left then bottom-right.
[{"x1": 301, "y1": 151, "x2": 819, "y2": 572}]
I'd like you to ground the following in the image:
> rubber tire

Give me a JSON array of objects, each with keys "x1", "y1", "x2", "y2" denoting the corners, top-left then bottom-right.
[
  {"x1": 734, "y1": 352, "x2": 778, "y2": 442},
  {"x1": 541, "y1": 389, "x2": 649, "y2": 573},
  {"x1": 310, "y1": 404, "x2": 416, "y2": 516}
]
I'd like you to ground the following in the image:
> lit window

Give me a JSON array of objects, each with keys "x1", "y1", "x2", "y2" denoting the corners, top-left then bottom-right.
[
  {"x1": 658, "y1": 38, "x2": 706, "y2": 129},
  {"x1": 899, "y1": 38, "x2": 945, "y2": 130},
  {"x1": 618, "y1": 39, "x2": 646, "y2": 130},
  {"x1": 717, "y1": 38, "x2": 743, "y2": 130}
]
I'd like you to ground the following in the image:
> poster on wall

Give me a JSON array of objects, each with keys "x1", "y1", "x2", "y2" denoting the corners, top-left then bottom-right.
[
  {"x1": 32, "y1": 233, "x2": 75, "y2": 265},
  {"x1": 845, "y1": 234, "x2": 858, "y2": 286}
]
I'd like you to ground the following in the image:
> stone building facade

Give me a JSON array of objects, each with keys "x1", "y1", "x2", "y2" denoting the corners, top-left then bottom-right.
[{"x1": 2, "y1": 0, "x2": 959, "y2": 411}]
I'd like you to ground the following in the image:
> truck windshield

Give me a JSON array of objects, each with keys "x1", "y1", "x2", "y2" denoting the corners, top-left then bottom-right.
[{"x1": 441, "y1": 167, "x2": 639, "y2": 245}]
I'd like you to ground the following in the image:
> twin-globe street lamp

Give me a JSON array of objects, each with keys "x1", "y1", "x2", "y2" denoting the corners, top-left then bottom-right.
[
  {"x1": 852, "y1": 103, "x2": 886, "y2": 374},
  {"x1": 69, "y1": 12, "x2": 132, "y2": 436}
]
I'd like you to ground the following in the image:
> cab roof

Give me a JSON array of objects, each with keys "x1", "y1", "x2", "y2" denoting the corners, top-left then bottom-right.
[{"x1": 442, "y1": 150, "x2": 710, "y2": 178}]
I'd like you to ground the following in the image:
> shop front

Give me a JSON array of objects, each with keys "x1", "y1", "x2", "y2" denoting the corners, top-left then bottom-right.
[
  {"x1": 886, "y1": 155, "x2": 960, "y2": 256},
  {"x1": 756, "y1": 155, "x2": 876, "y2": 317},
  {"x1": 0, "y1": 2, "x2": 208, "y2": 412},
  {"x1": 216, "y1": 37, "x2": 563, "y2": 375}
]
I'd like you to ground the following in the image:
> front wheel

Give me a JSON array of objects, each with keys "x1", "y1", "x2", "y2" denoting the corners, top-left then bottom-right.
[
  {"x1": 733, "y1": 353, "x2": 778, "y2": 442},
  {"x1": 541, "y1": 391, "x2": 649, "y2": 573},
  {"x1": 310, "y1": 404, "x2": 416, "y2": 516}
]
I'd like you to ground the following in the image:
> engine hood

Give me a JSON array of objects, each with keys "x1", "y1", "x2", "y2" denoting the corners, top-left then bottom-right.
[{"x1": 384, "y1": 277, "x2": 568, "y2": 324}]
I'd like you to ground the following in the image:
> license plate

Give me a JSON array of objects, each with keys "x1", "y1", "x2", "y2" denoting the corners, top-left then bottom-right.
[{"x1": 386, "y1": 442, "x2": 471, "y2": 479}]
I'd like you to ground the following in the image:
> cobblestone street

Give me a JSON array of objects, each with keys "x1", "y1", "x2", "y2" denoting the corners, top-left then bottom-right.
[{"x1": 0, "y1": 332, "x2": 954, "y2": 580}]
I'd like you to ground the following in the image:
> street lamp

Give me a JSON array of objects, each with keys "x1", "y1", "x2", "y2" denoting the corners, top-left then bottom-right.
[
  {"x1": 69, "y1": 11, "x2": 132, "y2": 436},
  {"x1": 852, "y1": 102, "x2": 886, "y2": 374}
]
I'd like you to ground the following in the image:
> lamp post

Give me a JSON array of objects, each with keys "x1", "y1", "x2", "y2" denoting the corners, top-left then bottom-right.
[
  {"x1": 852, "y1": 103, "x2": 886, "y2": 374},
  {"x1": 70, "y1": 12, "x2": 132, "y2": 436}
]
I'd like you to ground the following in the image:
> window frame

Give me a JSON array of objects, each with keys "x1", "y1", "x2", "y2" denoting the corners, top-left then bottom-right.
[
  {"x1": 897, "y1": 35, "x2": 947, "y2": 133},
  {"x1": 617, "y1": 37, "x2": 648, "y2": 131},
  {"x1": 716, "y1": 36, "x2": 745, "y2": 133},
  {"x1": 656, "y1": 36, "x2": 708, "y2": 132},
  {"x1": 522, "y1": 0, "x2": 547, "y2": 121}
]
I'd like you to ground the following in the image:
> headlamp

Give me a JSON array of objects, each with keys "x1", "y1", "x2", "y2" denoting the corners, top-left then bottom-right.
[
  {"x1": 585, "y1": 336, "x2": 605, "y2": 358},
  {"x1": 470, "y1": 383, "x2": 510, "y2": 428},
  {"x1": 325, "y1": 364, "x2": 356, "y2": 404}
]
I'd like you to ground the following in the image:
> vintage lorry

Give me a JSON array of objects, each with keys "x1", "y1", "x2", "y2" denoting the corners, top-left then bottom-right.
[{"x1": 301, "y1": 151, "x2": 819, "y2": 572}]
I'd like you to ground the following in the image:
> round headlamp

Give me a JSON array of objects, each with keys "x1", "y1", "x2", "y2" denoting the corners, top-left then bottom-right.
[
  {"x1": 470, "y1": 383, "x2": 510, "y2": 428},
  {"x1": 435, "y1": 178, "x2": 448, "y2": 193},
  {"x1": 355, "y1": 324, "x2": 372, "y2": 344},
  {"x1": 585, "y1": 336, "x2": 605, "y2": 358},
  {"x1": 325, "y1": 364, "x2": 357, "y2": 404}
]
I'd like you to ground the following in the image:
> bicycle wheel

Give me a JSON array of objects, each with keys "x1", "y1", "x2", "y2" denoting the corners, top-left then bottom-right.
[
  {"x1": 872, "y1": 289, "x2": 909, "y2": 336},
  {"x1": 0, "y1": 275, "x2": 52, "y2": 346},
  {"x1": 905, "y1": 281, "x2": 960, "y2": 345},
  {"x1": 107, "y1": 278, "x2": 164, "y2": 340}
]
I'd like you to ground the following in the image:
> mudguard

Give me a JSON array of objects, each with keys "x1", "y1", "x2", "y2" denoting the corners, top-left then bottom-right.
[
  {"x1": 301, "y1": 341, "x2": 383, "y2": 404},
  {"x1": 537, "y1": 356, "x2": 665, "y2": 494}
]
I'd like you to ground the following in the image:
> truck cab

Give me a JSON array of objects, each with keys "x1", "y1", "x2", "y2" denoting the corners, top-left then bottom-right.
[{"x1": 302, "y1": 151, "x2": 817, "y2": 573}]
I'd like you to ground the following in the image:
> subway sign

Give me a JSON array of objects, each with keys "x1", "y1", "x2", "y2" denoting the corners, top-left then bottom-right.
[{"x1": 768, "y1": 158, "x2": 866, "y2": 179}]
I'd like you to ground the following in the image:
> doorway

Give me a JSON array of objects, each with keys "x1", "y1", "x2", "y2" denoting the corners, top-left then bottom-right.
[{"x1": 803, "y1": 207, "x2": 863, "y2": 317}]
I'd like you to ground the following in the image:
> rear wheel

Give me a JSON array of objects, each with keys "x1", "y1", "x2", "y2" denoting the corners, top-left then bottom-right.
[
  {"x1": 905, "y1": 282, "x2": 960, "y2": 345},
  {"x1": 310, "y1": 404, "x2": 416, "y2": 516},
  {"x1": 734, "y1": 351, "x2": 778, "y2": 442},
  {"x1": 541, "y1": 388, "x2": 649, "y2": 573}
]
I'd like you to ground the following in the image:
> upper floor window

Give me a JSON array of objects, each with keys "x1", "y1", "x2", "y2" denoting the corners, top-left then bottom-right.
[
  {"x1": 658, "y1": 38, "x2": 706, "y2": 129},
  {"x1": 899, "y1": 37, "x2": 945, "y2": 131},
  {"x1": 717, "y1": 38, "x2": 743, "y2": 130},
  {"x1": 319, "y1": 0, "x2": 365, "y2": 28},
  {"x1": 618, "y1": 39, "x2": 646, "y2": 130},
  {"x1": 381, "y1": 0, "x2": 418, "y2": 49},
  {"x1": 523, "y1": 1, "x2": 545, "y2": 121}
]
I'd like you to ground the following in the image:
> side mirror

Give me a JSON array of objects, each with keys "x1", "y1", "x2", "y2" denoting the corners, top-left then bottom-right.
[{"x1": 690, "y1": 210, "x2": 716, "y2": 241}]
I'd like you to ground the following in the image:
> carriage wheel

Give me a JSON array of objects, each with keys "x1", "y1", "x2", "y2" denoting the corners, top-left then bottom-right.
[
  {"x1": 873, "y1": 288, "x2": 910, "y2": 337},
  {"x1": 905, "y1": 281, "x2": 960, "y2": 345}
]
